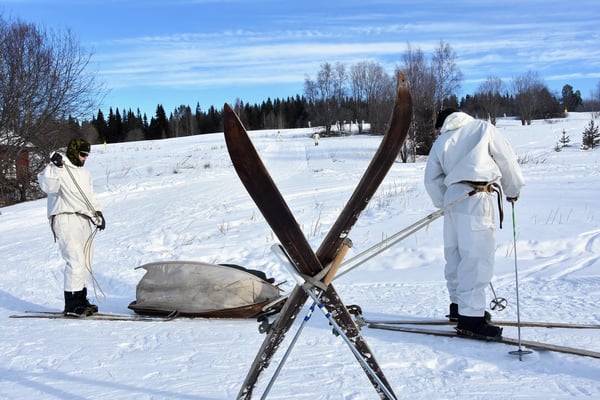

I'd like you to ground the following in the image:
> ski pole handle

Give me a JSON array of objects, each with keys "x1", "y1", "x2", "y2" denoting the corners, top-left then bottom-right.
[{"x1": 322, "y1": 238, "x2": 352, "y2": 286}]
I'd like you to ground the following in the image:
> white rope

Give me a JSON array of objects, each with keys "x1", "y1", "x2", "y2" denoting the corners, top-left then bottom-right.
[
  {"x1": 64, "y1": 164, "x2": 99, "y2": 219},
  {"x1": 83, "y1": 227, "x2": 107, "y2": 303}
]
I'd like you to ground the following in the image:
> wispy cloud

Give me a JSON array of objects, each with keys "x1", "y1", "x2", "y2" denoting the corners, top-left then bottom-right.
[
  {"x1": 5, "y1": 0, "x2": 599, "y2": 111},
  {"x1": 94, "y1": 14, "x2": 598, "y2": 94}
]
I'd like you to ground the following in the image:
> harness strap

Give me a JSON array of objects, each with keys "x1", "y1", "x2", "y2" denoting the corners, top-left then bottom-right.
[
  {"x1": 462, "y1": 181, "x2": 504, "y2": 228},
  {"x1": 50, "y1": 215, "x2": 57, "y2": 242},
  {"x1": 300, "y1": 266, "x2": 331, "y2": 291}
]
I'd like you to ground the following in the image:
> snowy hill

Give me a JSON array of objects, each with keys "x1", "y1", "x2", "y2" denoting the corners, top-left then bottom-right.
[{"x1": 1, "y1": 112, "x2": 599, "y2": 399}]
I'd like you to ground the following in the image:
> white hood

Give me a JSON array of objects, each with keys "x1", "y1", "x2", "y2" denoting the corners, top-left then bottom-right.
[{"x1": 424, "y1": 112, "x2": 525, "y2": 208}]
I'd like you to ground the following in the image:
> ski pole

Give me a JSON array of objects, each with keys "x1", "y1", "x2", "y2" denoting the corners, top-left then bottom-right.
[
  {"x1": 262, "y1": 241, "x2": 353, "y2": 400},
  {"x1": 300, "y1": 285, "x2": 397, "y2": 400},
  {"x1": 269, "y1": 242, "x2": 397, "y2": 399},
  {"x1": 489, "y1": 282, "x2": 507, "y2": 311},
  {"x1": 507, "y1": 201, "x2": 532, "y2": 360},
  {"x1": 337, "y1": 190, "x2": 476, "y2": 279},
  {"x1": 260, "y1": 302, "x2": 315, "y2": 400},
  {"x1": 264, "y1": 191, "x2": 475, "y2": 397}
]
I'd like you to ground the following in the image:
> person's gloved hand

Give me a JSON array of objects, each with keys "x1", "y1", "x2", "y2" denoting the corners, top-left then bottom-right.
[
  {"x1": 94, "y1": 211, "x2": 106, "y2": 230},
  {"x1": 506, "y1": 196, "x2": 518, "y2": 203},
  {"x1": 51, "y1": 152, "x2": 63, "y2": 167}
]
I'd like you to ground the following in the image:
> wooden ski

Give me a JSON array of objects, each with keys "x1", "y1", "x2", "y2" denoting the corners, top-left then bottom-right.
[
  {"x1": 224, "y1": 71, "x2": 412, "y2": 399},
  {"x1": 367, "y1": 323, "x2": 600, "y2": 359},
  {"x1": 356, "y1": 316, "x2": 600, "y2": 330}
]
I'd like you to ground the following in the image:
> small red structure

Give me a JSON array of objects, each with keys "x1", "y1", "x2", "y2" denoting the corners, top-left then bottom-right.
[{"x1": 1, "y1": 145, "x2": 31, "y2": 205}]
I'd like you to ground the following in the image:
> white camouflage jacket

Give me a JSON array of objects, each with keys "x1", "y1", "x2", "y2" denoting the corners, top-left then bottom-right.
[
  {"x1": 424, "y1": 112, "x2": 525, "y2": 208},
  {"x1": 37, "y1": 153, "x2": 102, "y2": 219}
]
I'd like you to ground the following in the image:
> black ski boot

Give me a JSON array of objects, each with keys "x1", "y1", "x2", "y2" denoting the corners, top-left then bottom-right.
[
  {"x1": 447, "y1": 303, "x2": 459, "y2": 321},
  {"x1": 80, "y1": 287, "x2": 99, "y2": 314},
  {"x1": 64, "y1": 291, "x2": 87, "y2": 317},
  {"x1": 484, "y1": 310, "x2": 492, "y2": 323},
  {"x1": 448, "y1": 303, "x2": 492, "y2": 323},
  {"x1": 456, "y1": 315, "x2": 503, "y2": 340}
]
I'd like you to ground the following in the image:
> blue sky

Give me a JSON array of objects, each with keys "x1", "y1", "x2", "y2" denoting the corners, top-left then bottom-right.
[{"x1": 2, "y1": 0, "x2": 599, "y2": 117}]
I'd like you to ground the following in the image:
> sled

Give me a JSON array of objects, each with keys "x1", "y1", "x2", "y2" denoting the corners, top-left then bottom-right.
[{"x1": 128, "y1": 261, "x2": 285, "y2": 318}]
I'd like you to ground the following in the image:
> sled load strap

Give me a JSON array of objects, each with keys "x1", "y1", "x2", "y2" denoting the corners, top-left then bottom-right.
[{"x1": 462, "y1": 181, "x2": 504, "y2": 228}]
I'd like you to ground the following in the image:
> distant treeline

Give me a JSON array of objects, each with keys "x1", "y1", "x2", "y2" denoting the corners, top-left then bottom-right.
[
  {"x1": 83, "y1": 96, "x2": 313, "y2": 144},
  {"x1": 84, "y1": 85, "x2": 591, "y2": 145}
]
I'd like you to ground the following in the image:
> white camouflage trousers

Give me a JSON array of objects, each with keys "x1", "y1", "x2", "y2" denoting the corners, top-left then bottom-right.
[
  {"x1": 52, "y1": 213, "x2": 93, "y2": 292},
  {"x1": 443, "y1": 183, "x2": 496, "y2": 317}
]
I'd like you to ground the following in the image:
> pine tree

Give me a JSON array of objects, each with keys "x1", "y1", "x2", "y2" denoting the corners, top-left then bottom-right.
[
  {"x1": 582, "y1": 120, "x2": 600, "y2": 149},
  {"x1": 559, "y1": 128, "x2": 570, "y2": 147},
  {"x1": 554, "y1": 142, "x2": 562, "y2": 152},
  {"x1": 92, "y1": 109, "x2": 108, "y2": 142}
]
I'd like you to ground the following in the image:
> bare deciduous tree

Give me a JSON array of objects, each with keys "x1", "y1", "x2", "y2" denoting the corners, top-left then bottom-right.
[
  {"x1": 512, "y1": 71, "x2": 546, "y2": 125},
  {"x1": 476, "y1": 77, "x2": 505, "y2": 125},
  {"x1": 0, "y1": 16, "x2": 102, "y2": 204},
  {"x1": 432, "y1": 40, "x2": 462, "y2": 110},
  {"x1": 349, "y1": 60, "x2": 393, "y2": 134},
  {"x1": 304, "y1": 62, "x2": 348, "y2": 135},
  {"x1": 400, "y1": 44, "x2": 437, "y2": 160}
]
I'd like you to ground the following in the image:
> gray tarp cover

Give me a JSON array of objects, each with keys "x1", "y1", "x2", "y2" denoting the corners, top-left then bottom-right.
[{"x1": 129, "y1": 261, "x2": 282, "y2": 316}]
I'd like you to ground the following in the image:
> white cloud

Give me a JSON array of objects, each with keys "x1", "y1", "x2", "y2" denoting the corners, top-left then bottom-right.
[{"x1": 7, "y1": 0, "x2": 598, "y2": 110}]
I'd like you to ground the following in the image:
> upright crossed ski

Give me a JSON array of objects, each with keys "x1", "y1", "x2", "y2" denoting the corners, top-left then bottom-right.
[{"x1": 224, "y1": 71, "x2": 412, "y2": 399}]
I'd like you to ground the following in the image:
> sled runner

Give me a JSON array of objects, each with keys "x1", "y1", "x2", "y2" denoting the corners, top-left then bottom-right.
[{"x1": 128, "y1": 261, "x2": 285, "y2": 318}]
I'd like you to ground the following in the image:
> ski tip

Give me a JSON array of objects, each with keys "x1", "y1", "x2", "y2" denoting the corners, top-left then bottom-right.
[
  {"x1": 396, "y1": 70, "x2": 407, "y2": 85},
  {"x1": 396, "y1": 71, "x2": 412, "y2": 105},
  {"x1": 395, "y1": 70, "x2": 411, "y2": 97},
  {"x1": 223, "y1": 103, "x2": 246, "y2": 143},
  {"x1": 223, "y1": 102, "x2": 237, "y2": 118},
  {"x1": 223, "y1": 103, "x2": 236, "y2": 127}
]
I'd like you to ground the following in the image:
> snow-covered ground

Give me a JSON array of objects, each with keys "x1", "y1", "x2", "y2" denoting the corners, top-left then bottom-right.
[{"x1": 1, "y1": 112, "x2": 599, "y2": 399}]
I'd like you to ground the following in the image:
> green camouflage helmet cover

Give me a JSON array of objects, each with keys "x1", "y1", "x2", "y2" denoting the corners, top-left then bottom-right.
[{"x1": 66, "y1": 138, "x2": 91, "y2": 167}]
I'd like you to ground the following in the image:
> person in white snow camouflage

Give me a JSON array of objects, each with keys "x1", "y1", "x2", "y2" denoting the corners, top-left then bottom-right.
[
  {"x1": 313, "y1": 132, "x2": 320, "y2": 146},
  {"x1": 424, "y1": 108, "x2": 525, "y2": 339},
  {"x1": 38, "y1": 138, "x2": 106, "y2": 316}
]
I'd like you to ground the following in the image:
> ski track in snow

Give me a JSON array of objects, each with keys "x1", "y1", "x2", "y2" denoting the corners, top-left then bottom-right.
[{"x1": 2, "y1": 114, "x2": 600, "y2": 399}]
